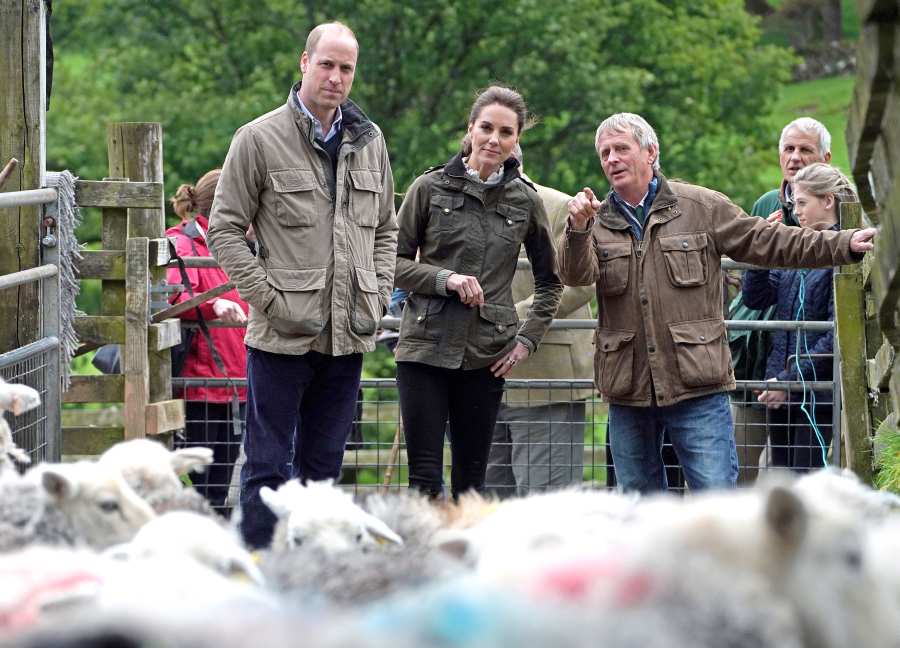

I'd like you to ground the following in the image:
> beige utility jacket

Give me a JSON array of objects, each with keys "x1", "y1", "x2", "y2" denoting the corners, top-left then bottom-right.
[
  {"x1": 208, "y1": 86, "x2": 397, "y2": 356},
  {"x1": 559, "y1": 174, "x2": 861, "y2": 407},
  {"x1": 506, "y1": 182, "x2": 595, "y2": 404}
]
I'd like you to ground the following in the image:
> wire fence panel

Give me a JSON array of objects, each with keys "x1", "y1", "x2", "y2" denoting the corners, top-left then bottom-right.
[{"x1": 0, "y1": 337, "x2": 58, "y2": 464}]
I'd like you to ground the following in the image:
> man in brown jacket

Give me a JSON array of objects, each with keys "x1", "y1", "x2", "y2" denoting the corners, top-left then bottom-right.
[
  {"x1": 560, "y1": 112, "x2": 876, "y2": 494},
  {"x1": 486, "y1": 155, "x2": 596, "y2": 497},
  {"x1": 208, "y1": 22, "x2": 397, "y2": 547}
]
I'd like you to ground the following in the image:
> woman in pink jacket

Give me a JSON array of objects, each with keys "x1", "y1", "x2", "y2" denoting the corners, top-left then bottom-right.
[{"x1": 167, "y1": 169, "x2": 249, "y2": 511}]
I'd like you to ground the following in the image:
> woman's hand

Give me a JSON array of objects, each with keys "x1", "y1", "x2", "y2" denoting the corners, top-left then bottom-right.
[
  {"x1": 756, "y1": 377, "x2": 787, "y2": 409},
  {"x1": 213, "y1": 298, "x2": 247, "y2": 324},
  {"x1": 446, "y1": 273, "x2": 485, "y2": 307},
  {"x1": 491, "y1": 342, "x2": 530, "y2": 378},
  {"x1": 849, "y1": 227, "x2": 877, "y2": 254}
]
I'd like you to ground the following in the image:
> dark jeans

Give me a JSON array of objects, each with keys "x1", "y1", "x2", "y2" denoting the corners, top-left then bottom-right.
[
  {"x1": 178, "y1": 400, "x2": 244, "y2": 510},
  {"x1": 240, "y1": 348, "x2": 362, "y2": 548},
  {"x1": 396, "y1": 362, "x2": 504, "y2": 499},
  {"x1": 767, "y1": 399, "x2": 833, "y2": 472}
]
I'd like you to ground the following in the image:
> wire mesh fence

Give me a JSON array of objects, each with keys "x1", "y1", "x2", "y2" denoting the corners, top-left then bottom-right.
[{"x1": 0, "y1": 338, "x2": 57, "y2": 465}]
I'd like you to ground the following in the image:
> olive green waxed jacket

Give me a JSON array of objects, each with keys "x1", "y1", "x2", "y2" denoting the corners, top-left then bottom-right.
[
  {"x1": 208, "y1": 85, "x2": 397, "y2": 356},
  {"x1": 394, "y1": 154, "x2": 563, "y2": 370},
  {"x1": 558, "y1": 174, "x2": 861, "y2": 407}
]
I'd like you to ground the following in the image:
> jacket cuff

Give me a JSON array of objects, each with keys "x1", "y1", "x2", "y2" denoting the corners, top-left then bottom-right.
[
  {"x1": 435, "y1": 269, "x2": 454, "y2": 296},
  {"x1": 566, "y1": 216, "x2": 594, "y2": 234},
  {"x1": 516, "y1": 334, "x2": 536, "y2": 354}
]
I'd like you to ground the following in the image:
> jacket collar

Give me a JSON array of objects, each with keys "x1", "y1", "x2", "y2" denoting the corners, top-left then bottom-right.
[
  {"x1": 287, "y1": 82, "x2": 374, "y2": 145},
  {"x1": 443, "y1": 152, "x2": 521, "y2": 187},
  {"x1": 601, "y1": 172, "x2": 678, "y2": 230}
]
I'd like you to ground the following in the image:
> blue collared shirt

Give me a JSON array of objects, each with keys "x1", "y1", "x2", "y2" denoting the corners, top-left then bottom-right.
[
  {"x1": 611, "y1": 176, "x2": 659, "y2": 240},
  {"x1": 295, "y1": 91, "x2": 343, "y2": 143}
]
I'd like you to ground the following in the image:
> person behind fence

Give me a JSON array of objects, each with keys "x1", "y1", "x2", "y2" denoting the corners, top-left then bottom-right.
[
  {"x1": 208, "y1": 21, "x2": 397, "y2": 548},
  {"x1": 728, "y1": 118, "x2": 833, "y2": 480},
  {"x1": 485, "y1": 146, "x2": 595, "y2": 498},
  {"x1": 741, "y1": 163, "x2": 858, "y2": 472},
  {"x1": 166, "y1": 169, "x2": 248, "y2": 511},
  {"x1": 559, "y1": 112, "x2": 876, "y2": 495},
  {"x1": 393, "y1": 85, "x2": 562, "y2": 500}
]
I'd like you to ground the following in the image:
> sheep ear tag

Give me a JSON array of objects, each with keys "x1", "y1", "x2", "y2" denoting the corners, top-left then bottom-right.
[{"x1": 364, "y1": 513, "x2": 403, "y2": 546}]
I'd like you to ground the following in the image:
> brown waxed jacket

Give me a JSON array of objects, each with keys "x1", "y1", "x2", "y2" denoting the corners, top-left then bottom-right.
[
  {"x1": 208, "y1": 85, "x2": 397, "y2": 356},
  {"x1": 558, "y1": 173, "x2": 861, "y2": 407},
  {"x1": 394, "y1": 154, "x2": 563, "y2": 370}
]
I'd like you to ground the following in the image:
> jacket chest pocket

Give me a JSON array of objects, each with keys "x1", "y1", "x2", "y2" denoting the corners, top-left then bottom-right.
[
  {"x1": 658, "y1": 233, "x2": 708, "y2": 287},
  {"x1": 270, "y1": 169, "x2": 318, "y2": 227},
  {"x1": 668, "y1": 318, "x2": 729, "y2": 387},
  {"x1": 348, "y1": 168, "x2": 382, "y2": 228},
  {"x1": 594, "y1": 241, "x2": 632, "y2": 296},
  {"x1": 429, "y1": 193, "x2": 465, "y2": 232},
  {"x1": 492, "y1": 203, "x2": 529, "y2": 244},
  {"x1": 595, "y1": 328, "x2": 635, "y2": 398}
]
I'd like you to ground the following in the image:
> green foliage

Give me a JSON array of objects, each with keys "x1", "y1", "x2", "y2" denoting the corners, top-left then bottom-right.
[
  {"x1": 49, "y1": 0, "x2": 791, "y2": 220},
  {"x1": 874, "y1": 419, "x2": 900, "y2": 494}
]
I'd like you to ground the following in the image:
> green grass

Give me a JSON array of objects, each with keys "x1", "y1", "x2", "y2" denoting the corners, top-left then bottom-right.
[{"x1": 758, "y1": 74, "x2": 855, "y2": 191}]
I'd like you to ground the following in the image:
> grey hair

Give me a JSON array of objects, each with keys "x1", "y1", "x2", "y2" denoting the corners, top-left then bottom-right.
[
  {"x1": 595, "y1": 113, "x2": 661, "y2": 171},
  {"x1": 792, "y1": 162, "x2": 858, "y2": 205},
  {"x1": 779, "y1": 118, "x2": 831, "y2": 156}
]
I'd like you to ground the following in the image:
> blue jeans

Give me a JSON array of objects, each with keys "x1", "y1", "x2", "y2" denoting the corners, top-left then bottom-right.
[
  {"x1": 240, "y1": 348, "x2": 362, "y2": 548},
  {"x1": 609, "y1": 392, "x2": 738, "y2": 493}
]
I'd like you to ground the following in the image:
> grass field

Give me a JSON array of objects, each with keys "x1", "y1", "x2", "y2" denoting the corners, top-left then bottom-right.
[{"x1": 758, "y1": 74, "x2": 855, "y2": 191}]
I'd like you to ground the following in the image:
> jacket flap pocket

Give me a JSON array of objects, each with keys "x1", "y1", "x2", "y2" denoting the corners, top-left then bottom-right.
[
  {"x1": 658, "y1": 233, "x2": 708, "y2": 252},
  {"x1": 595, "y1": 241, "x2": 632, "y2": 260},
  {"x1": 668, "y1": 318, "x2": 725, "y2": 344},
  {"x1": 431, "y1": 193, "x2": 464, "y2": 210},
  {"x1": 349, "y1": 168, "x2": 383, "y2": 193},
  {"x1": 267, "y1": 267, "x2": 327, "y2": 292},
  {"x1": 355, "y1": 267, "x2": 379, "y2": 293},
  {"x1": 596, "y1": 328, "x2": 635, "y2": 352},
  {"x1": 270, "y1": 168, "x2": 316, "y2": 193},
  {"x1": 496, "y1": 203, "x2": 528, "y2": 222},
  {"x1": 478, "y1": 303, "x2": 520, "y2": 326}
]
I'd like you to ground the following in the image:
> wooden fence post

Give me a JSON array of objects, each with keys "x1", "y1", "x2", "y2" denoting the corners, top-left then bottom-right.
[
  {"x1": 0, "y1": 0, "x2": 45, "y2": 352},
  {"x1": 124, "y1": 237, "x2": 150, "y2": 440}
]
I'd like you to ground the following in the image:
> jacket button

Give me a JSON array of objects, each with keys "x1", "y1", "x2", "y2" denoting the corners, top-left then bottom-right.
[
  {"x1": 496, "y1": 324, "x2": 505, "y2": 332},
  {"x1": 506, "y1": 219, "x2": 513, "y2": 225},
  {"x1": 444, "y1": 180, "x2": 450, "y2": 185},
  {"x1": 648, "y1": 345, "x2": 655, "y2": 353},
  {"x1": 699, "y1": 335, "x2": 706, "y2": 341},
  {"x1": 681, "y1": 241, "x2": 688, "y2": 248},
  {"x1": 601, "y1": 250, "x2": 609, "y2": 258},
  {"x1": 443, "y1": 208, "x2": 450, "y2": 214},
  {"x1": 640, "y1": 297, "x2": 648, "y2": 305},
  {"x1": 416, "y1": 315, "x2": 424, "y2": 322}
]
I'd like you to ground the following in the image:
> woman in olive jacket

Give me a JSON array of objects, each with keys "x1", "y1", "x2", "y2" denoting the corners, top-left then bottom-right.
[{"x1": 394, "y1": 86, "x2": 563, "y2": 499}]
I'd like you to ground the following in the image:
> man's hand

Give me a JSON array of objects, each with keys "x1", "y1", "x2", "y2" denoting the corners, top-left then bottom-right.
[
  {"x1": 446, "y1": 273, "x2": 484, "y2": 307},
  {"x1": 849, "y1": 227, "x2": 877, "y2": 254},
  {"x1": 765, "y1": 209, "x2": 782, "y2": 224},
  {"x1": 213, "y1": 298, "x2": 247, "y2": 324},
  {"x1": 568, "y1": 187, "x2": 602, "y2": 231},
  {"x1": 756, "y1": 377, "x2": 788, "y2": 409},
  {"x1": 491, "y1": 342, "x2": 530, "y2": 378}
]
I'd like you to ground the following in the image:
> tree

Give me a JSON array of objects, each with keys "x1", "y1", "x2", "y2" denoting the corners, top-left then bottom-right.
[{"x1": 48, "y1": 0, "x2": 791, "y2": 218}]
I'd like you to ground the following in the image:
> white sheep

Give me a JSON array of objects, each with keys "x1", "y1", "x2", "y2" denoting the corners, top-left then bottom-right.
[
  {"x1": 0, "y1": 377, "x2": 41, "y2": 470},
  {"x1": 261, "y1": 479, "x2": 403, "y2": 553},
  {"x1": 0, "y1": 460, "x2": 156, "y2": 552},
  {"x1": 794, "y1": 466, "x2": 900, "y2": 521}
]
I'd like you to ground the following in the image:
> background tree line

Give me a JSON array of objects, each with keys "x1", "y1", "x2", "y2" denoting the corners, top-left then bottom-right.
[{"x1": 48, "y1": 0, "x2": 793, "y2": 233}]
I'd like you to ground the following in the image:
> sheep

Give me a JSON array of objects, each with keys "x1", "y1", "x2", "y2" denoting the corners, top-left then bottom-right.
[
  {"x1": 261, "y1": 479, "x2": 403, "y2": 553},
  {"x1": 793, "y1": 466, "x2": 900, "y2": 521},
  {"x1": 0, "y1": 460, "x2": 155, "y2": 552},
  {"x1": 0, "y1": 378, "x2": 41, "y2": 471},
  {"x1": 98, "y1": 438, "x2": 218, "y2": 517}
]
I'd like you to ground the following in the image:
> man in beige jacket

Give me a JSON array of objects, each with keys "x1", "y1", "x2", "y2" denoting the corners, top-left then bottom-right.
[
  {"x1": 208, "y1": 22, "x2": 397, "y2": 547},
  {"x1": 486, "y1": 152, "x2": 596, "y2": 497}
]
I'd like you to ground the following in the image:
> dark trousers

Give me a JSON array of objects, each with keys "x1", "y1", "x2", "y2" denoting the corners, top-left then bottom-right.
[
  {"x1": 240, "y1": 347, "x2": 362, "y2": 548},
  {"x1": 767, "y1": 400, "x2": 833, "y2": 472},
  {"x1": 179, "y1": 400, "x2": 244, "y2": 510},
  {"x1": 396, "y1": 362, "x2": 504, "y2": 499}
]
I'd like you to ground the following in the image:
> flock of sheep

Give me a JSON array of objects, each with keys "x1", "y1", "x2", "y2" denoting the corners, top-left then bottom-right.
[{"x1": 2, "y1": 376, "x2": 900, "y2": 648}]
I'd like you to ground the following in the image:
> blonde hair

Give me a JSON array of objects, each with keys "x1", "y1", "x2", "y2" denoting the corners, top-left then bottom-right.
[
  {"x1": 171, "y1": 169, "x2": 221, "y2": 221},
  {"x1": 792, "y1": 163, "x2": 858, "y2": 208}
]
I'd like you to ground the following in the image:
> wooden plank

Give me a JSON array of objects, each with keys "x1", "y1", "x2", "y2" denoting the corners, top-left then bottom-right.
[
  {"x1": 124, "y1": 237, "x2": 150, "y2": 439},
  {"x1": 73, "y1": 315, "x2": 125, "y2": 345},
  {"x1": 874, "y1": 178, "x2": 900, "y2": 344},
  {"x1": 75, "y1": 180, "x2": 163, "y2": 209},
  {"x1": 151, "y1": 282, "x2": 235, "y2": 323},
  {"x1": 868, "y1": 339, "x2": 897, "y2": 391},
  {"x1": 107, "y1": 123, "x2": 165, "y2": 239},
  {"x1": 62, "y1": 426, "x2": 124, "y2": 456},
  {"x1": 0, "y1": 0, "x2": 44, "y2": 353},
  {"x1": 834, "y1": 271, "x2": 874, "y2": 481},
  {"x1": 63, "y1": 375, "x2": 124, "y2": 403},
  {"x1": 101, "y1": 205, "x2": 127, "y2": 316},
  {"x1": 76, "y1": 250, "x2": 125, "y2": 280},
  {"x1": 149, "y1": 319, "x2": 181, "y2": 351},
  {"x1": 149, "y1": 238, "x2": 172, "y2": 267},
  {"x1": 145, "y1": 399, "x2": 185, "y2": 436}
]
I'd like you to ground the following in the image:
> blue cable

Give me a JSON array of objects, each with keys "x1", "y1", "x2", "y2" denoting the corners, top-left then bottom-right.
[{"x1": 793, "y1": 271, "x2": 828, "y2": 466}]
